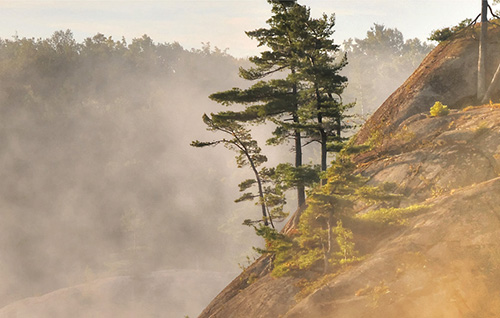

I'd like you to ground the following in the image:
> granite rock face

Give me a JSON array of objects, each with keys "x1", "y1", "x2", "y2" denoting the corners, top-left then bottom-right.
[{"x1": 355, "y1": 24, "x2": 500, "y2": 145}]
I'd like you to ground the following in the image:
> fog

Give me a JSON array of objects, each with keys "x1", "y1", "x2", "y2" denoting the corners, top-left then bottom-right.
[
  {"x1": 0, "y1": 28, "x2": 431, "y2": 317},
  {"x1": 342, "y1": 24, "x2": 433, "y2": 117},
  {"x1": 0, "y1": 32, "x2": 264, "y2": 317}
]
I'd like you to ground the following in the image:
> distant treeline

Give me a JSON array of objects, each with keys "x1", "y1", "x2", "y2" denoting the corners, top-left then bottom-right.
[
  {"x1": 0, "y1": 30, "x2": 243, "y2": 111},
  {"x1": 342, "y1": 24, "x2": 434, "y2": 115}
]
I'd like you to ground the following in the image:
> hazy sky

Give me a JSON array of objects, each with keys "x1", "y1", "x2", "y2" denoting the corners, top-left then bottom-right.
[{"x1": 0, "y1": 1, "x2": 490, "y2": 57}]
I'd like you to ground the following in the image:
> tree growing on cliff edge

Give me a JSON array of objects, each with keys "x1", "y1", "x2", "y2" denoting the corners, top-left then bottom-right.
[
  {"x1": 296, "y1": 11, "x2": 350, "y2": 175},
  {"x1": 209, "y1": 1, "x2": 349, "y2": 208},
  {"x1": 191, "y1": 114, "x2": 286, "y2": 228}
]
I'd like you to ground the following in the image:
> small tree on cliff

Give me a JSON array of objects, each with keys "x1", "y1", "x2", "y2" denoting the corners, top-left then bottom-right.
[{"x1": 256, "y1": 152, "x2": 401, "y2": 276}]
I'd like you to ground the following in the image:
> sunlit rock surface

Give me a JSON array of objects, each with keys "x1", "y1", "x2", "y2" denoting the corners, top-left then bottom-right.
[
  {"x1": 284, "y1": 175, "x2": 500, "y2": 318},
  {"x1": 198, "y1": 25, "x2": 500, "y2": 318},
  {"x1": 356, "y1": 24, "x2": 500, "y2": 144}
]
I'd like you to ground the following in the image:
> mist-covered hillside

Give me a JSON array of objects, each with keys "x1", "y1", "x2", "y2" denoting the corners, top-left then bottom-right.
[{"x1": 0, "y1": 30, "x2": 254, "y2": 307}]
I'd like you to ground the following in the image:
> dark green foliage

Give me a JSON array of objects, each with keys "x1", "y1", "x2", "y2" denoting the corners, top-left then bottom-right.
[
  {"x1": 208, "y1": 1, "x2": 350, "y2": 208},
  {"x1": 209, "y1": 2, "x2": 310, "y2": 208},
  {"x1": 238, "y1": 179, "x2": 258, "y2": 192},
  {"x1": 235, "y1": 192, "x2": 257, "y2": 203},
  {"x1": 272, "y1": 163, "x2": 321, "y2": 191},
  {"x1": 294, "y1": 10, "x2": 351, "y2": 172},
  {"x1": 428, "y1": 28, "x2": 454, "y2": 43},
  {"x1": 428, "y1": 18, "x2": 473, "y2": 42}
]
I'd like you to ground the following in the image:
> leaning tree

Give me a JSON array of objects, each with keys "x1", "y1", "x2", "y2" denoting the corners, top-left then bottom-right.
[{"x1": 192, "y1": 114, "x2": 283, "y2": 228}]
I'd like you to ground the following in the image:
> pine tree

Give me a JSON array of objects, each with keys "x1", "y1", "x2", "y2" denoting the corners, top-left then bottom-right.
[{"x1": 296, "y1": 10, "x2": 350, "y2": 175}]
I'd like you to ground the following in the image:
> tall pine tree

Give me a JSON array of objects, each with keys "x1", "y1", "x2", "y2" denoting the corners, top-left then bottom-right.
[
  {"x1": 210, "y1": 1, "x2": 309, "y2": 208},
  {"x1": 296, "y1": 10, "x2": 350, "y2": 175}
]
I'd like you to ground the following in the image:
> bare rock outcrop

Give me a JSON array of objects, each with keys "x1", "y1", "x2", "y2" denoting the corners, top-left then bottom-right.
[{"x1": 355, "y1": 24, "x2": 500, "y2": 145}]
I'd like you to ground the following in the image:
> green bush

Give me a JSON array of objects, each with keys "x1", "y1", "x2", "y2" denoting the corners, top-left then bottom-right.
[
  {"x1": 428, "y1": 28, "x2": 454, "y2": 42},
  {"x1": 430, "y1": 101, "x2": 450, "y2": 117},
  {"x1": 357, "y1": 204, "x2": 430, "y2": 225}
]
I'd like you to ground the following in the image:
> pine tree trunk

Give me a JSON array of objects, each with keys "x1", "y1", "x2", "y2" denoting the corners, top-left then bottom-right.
[
  {"x1": 478, "y1": 0, "x2": 488, "y2": 100},
  {"x1": 320, "y1": 131, "x2": 327, "y2": 176},
  {"x1": 237, "y1": 134, "x2": 270, "y2": 227},
  {"x1": 314, "y1": 86, "x2": 328, "y2": 184},
  {"x1": 336, "y1": 116, "x2": 342, "y2": 145},
  {"x1": 294, "y1": 120, "x2": 305, "y2": 207},
  {"x1": 292, "y1": 69, "x2": 305, "y2": 208},
  {"x1": 253, "y1": 164, "x2": 270, "y2": 227}
]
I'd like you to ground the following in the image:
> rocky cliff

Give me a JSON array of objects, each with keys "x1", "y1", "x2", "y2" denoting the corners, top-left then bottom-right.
[
  {"x1": 356, "y1": 22, "x2": 500, "y2": 144},
  {"x1": 198, "y1": 24, "x2": 500, "y2": 318}
]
